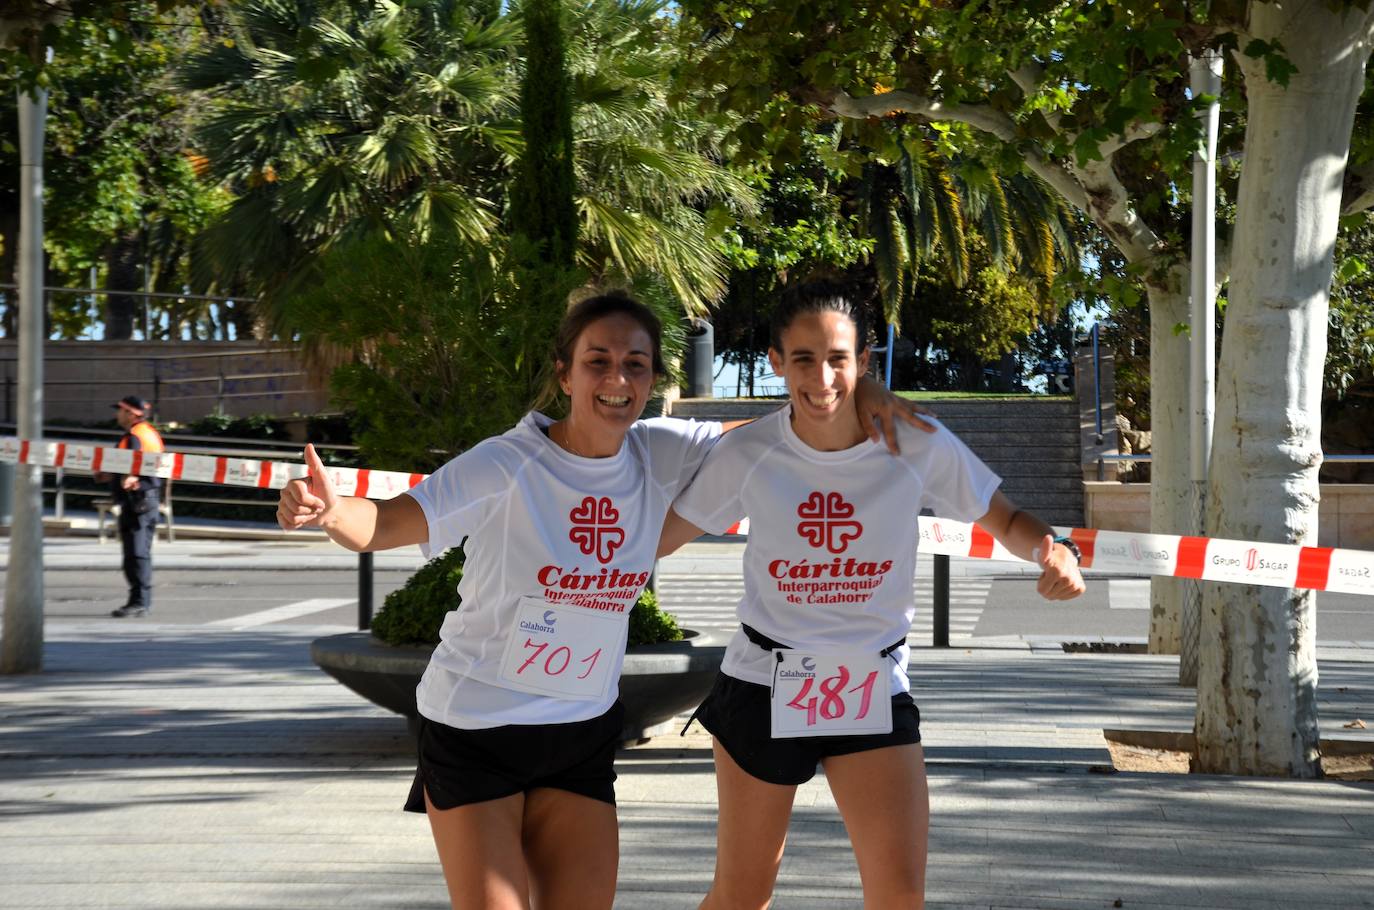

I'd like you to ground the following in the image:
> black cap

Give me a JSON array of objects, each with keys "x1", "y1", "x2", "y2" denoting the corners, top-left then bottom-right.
[{"x1": 112, "y1": 395, "x2": 150, "y2": 417}]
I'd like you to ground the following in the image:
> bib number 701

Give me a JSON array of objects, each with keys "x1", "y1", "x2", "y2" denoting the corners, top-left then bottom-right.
[
  {"x1": 514, "y1": 639, "x2": 603, "y2": 680},
  {"x1": 497, "y1": 598, "x2": 623, "y2": 700},
  {"x1": 770, "y1": 651, "x2": 892, "y2": 738}
]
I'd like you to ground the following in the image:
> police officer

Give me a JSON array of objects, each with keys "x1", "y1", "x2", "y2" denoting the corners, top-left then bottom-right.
[{"x1": 104, "y1": 396, "x2": 164, "y2": 618}]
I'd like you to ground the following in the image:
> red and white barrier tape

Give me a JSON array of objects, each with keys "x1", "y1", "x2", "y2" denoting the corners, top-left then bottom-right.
[
  {"x1": 0, "y1": 436, "x2": 422, "y2": 500},
  {"x1": 5, "y1": 436, "x2": 1372, "y2": 596},
  {"x1": 723, "y1": 514, "x2": 1374, "y2": 597}
]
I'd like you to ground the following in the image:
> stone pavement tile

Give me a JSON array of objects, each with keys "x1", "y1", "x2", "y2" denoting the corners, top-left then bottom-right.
[{"x1": 1, "y1": 882, "x2": 449, "y2": 910}]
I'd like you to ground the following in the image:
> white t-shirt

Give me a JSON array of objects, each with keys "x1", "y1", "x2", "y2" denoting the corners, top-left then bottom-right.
[
  {"x1": 406, "y1": 412, "x2": 721, "y2": 728},
  {"x1": 671, "y1": 408, "x2": 1000, "y2": 696}
]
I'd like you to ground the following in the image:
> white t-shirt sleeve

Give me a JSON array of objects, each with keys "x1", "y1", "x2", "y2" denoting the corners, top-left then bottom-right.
[
  {"x1": 404, "y1": 441, "x2": 513, "y2": 558},
  {"x1": 638, "y1": 417, "x2": 724, "y2": 500},
  {"x1": 669, "y1": 432, "x2": 749, "y2": 534},
  {"x1": 918, "y1": 424, "x2": 1002, "y2": 522}
]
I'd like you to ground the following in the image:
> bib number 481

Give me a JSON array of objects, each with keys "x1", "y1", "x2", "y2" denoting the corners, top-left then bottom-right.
[
  {"x1": 785, "y1": 664, "x2": 879, "y2": 727},
  {"x1": 770, "y1": 651, "x2": 892, "y2": 738}
]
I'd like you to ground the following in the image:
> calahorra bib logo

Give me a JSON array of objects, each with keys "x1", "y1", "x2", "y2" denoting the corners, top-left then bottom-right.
[
  {"x1": 796, "y1": 491, "x2": 863, "y2": 554},
  {"x1": 569, "y1": 496, "x2": 625, "y2": 563}
]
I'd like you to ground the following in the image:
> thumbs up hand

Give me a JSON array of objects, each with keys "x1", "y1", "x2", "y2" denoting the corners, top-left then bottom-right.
[{"x1": 277, "y1": 444, "x2": 339, "y2": 530}]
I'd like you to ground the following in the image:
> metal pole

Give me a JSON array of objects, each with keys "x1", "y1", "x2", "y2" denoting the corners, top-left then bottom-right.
[
  {"x1": 1091, "y1": 323, "x2": 1102, "y2": 441},
  {"x1": 1180, "y1": 50, "x2": 1222, "y2": 687},
  {"x1": 54, "y1": 467, "x2": 63, "y2": 520},
  {"x1": 358, "y1": 551, "x2": 374, "y2": 630},
  {"x1": 884, "y1": 323, "x2": 895, "y2": 387},
  {"x1": 933, "y1": 554, "x2": 950, "y2": 647},
  {"x1": 3, "y1": 68, "x2": 49, "y2": 675}
]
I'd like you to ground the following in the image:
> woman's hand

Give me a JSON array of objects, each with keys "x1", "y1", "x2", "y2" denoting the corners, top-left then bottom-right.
[
  {"x1": 854, "y1": 375, "x2": 937, "y2": 454},
  {"x1": 277, "y1": 444, "x2": 339, "y2": 530},
  {"x1": 1034, "y1": 534, "x2": 1087, "y2": 601}
]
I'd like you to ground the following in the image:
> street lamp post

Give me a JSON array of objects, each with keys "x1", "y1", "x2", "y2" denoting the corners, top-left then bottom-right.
[{"x1": 2, "y1": 67, "x2": 48, "y2": 674}]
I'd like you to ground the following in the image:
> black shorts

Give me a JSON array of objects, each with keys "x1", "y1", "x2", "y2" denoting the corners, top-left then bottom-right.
[
  {"x1": 697, "y1": 672, "x2": 921, "y2": 786},
  {"x1": 404, "y1": 701, "x2": 626, "y2": 812}
]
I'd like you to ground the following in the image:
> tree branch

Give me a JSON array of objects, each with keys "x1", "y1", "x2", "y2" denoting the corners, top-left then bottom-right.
[
  {"x1": 1341, "y1": 163, "x2": 1374, "y2": 216},
  {"x1": 825, "y1": 88, "x2": 1165, "y2": 263}
]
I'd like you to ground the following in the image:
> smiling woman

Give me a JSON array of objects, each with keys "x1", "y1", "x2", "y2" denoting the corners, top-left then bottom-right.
[
  {"x1": 277, "y1": 290, "x2": 723, "y2": 910},
  {"x1": 656, "y1": 280, "x2": 1087, "y2": 910},
  {"x1": 544, "y1": 291, "x2": 668, "y2": 458}
]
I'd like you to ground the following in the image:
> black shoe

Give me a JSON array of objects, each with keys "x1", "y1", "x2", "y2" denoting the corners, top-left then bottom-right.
[{"x1": 111, "y1": 605, "x2": 148, "y2": 618}]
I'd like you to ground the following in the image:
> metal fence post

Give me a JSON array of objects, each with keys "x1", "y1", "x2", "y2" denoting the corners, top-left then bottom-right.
[
  {"x1": 933, "y1": 553, "x2": 950, "y2": 647},
  {"x1": 358, "y1": 551, "x2": 374, "y2": 630}
]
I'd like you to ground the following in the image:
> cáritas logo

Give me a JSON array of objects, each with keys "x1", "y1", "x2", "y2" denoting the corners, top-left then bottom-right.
[
  {"x1": 796, "y1": 491, "x2": 863, "y2": 554},
  {"x1": 569, "y1": 496, "x2": 625, "y2": 564}
]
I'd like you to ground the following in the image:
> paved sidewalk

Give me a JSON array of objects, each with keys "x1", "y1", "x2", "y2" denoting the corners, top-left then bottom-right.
[{"x1": 1, "y1": 620, "x2": 1371, "y2": 909}]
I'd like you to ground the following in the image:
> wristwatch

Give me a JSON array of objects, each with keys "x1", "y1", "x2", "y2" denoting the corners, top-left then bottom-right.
[{"x1": 1052, "y1": 535, "x2": 1082, "y2": 563}]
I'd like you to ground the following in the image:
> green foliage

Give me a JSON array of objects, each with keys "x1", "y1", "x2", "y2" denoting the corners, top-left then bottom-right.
[
  {"x1": 280, "y1": 232, "x2": 560, "y2": 470},
  {"x1": 627, "y1": 587, "x2": 682, "y2": 647},
  {"x1": 895, "y1": 236, "x2": 1063, "y2": 390},
  {"x1": 371, "y1": 546, "x2": 681, "y2": 647},
  {"x1": 371, "y1": 547, "x2": 469, "y2": 647},
  {"x1": 673, "y1": 0, "x2": 1246, "y2": 296},
  {"x1": 0, "y1": 3, "x2": 231, "y2": 339},
  {"x1": 510, "y1": 0, "x2": 578, "y2": 270},
  {"x1": 1328, "y1": 220, "x2": 1374, "y2": 401},
  {"x1": 185, "y1": 0, "x2": 753, "y2": 335},
  {"x1": 186, "y1": 412, "x2": 287, "y2": 440}
]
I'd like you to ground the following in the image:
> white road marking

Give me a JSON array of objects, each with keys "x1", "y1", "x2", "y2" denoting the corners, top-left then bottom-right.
[
  {"x1": 1109, "y1": 579, "x2": 1151, "y2": 610},
  {"x1": 209, "y1": 597, "x2": 356, "y2": 629}
]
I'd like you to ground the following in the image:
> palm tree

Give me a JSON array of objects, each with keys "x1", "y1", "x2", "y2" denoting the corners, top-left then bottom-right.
[
  {"x1": 561, "y1": 0, "x2": 755, "y2": 313},
  {"x1": 181, "y1": 0, "x2": 754, "y2": 325},
  {"x1": 858, "y1": 127, "x2": 1080, "y2": 327},
  {"x1": 180, "y1": 0, "x2": 517, "y2": 320}
]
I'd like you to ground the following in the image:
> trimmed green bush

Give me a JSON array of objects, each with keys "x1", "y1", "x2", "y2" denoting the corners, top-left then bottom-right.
[{"x1": 371, "y1": 547, "x2": 684, "y2": 647}]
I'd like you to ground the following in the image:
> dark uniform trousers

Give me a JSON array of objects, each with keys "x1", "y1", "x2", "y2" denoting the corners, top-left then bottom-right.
[{"x1": 118, "y1": 491, "x2": 158, "y2": 609}]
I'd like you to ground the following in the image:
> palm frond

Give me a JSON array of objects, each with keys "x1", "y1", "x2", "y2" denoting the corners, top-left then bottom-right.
[
  {"x1": 396, "y1": 183, "x2": 499, "y2": 246},
  {"x1": 357, "y1": 115, "x2": 442, "y2": 187}
]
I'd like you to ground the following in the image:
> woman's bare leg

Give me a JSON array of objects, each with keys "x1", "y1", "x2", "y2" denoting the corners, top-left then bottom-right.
[
  {"x1": 821, "y1": 743, "x2": 929, "y2": 909},
  {"x1": 522, "y1": 787, "x2": 620, "y2": 910},
  {"x1": 698, "y1": 738, "x2": 799, "y2": 910},
  {"x1": 425, "y1": 789, "x2": 530, "y2": 910}
]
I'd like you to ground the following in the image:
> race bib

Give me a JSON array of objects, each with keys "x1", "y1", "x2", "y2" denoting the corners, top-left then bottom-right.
[
  {"x1": 770, "y1": 650, "x2": 892, "y2": 739},
  {"x1": 497, "y1": 597, "x2": 623, "y2": 700}
]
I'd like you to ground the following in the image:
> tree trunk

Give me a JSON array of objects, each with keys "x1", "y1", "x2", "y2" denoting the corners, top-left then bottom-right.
[
  {"x1": 1146, "y1": 268, "x2": 1191, "y2": 654},
  {"x1": 1195, "y1": 3, "x2": 1374, "y2": 777},
  {"x1": 0, "y1": 208, "x2": 18, "y2": 336},
  {"x1": 104, "y1": 229, "x2": 142, "y2": 340}
]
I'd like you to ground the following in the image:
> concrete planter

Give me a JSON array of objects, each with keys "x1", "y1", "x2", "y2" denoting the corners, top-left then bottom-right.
[{"x1": 310, "y1": 629, "x2": 727, "y2": 744}]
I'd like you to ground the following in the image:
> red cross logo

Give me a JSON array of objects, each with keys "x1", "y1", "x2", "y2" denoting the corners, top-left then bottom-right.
[
  {"x1": 569, "y1": 496, "x2": 625, "y2": 563},
  {"x1": 796, "y1": 491, "x2": 863, "y2": 554}
]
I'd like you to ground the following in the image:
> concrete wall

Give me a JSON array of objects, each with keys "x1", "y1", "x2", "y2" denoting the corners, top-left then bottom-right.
[
  {"x1": 1083, "y1": 481, "x2": 1374, "y2": 550},
  {"x1": 0, "y1": 341, "x2": 330, "y2": 426}
]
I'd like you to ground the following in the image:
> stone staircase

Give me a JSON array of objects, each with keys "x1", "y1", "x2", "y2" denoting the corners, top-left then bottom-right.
[{"x1": 670, "y1": 396, "x2": 1084, "y2": 529}]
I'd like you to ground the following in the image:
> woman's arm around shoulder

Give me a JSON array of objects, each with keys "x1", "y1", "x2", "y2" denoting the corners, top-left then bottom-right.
[
  {"x1": 277, "y1": 444, "x2": 428, "y2": 552},
  {"x1": 657, "y1": 507, "x2": 707, "y2": 559}
]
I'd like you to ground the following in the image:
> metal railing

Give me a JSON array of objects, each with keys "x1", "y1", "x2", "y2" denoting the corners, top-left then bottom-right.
[
  {"x1": 1093, "y1": 451, "x2": 1374, "y2": 476},
  {"x1": 5, "y1": 426, "x2": 381, "y2": 630}
]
